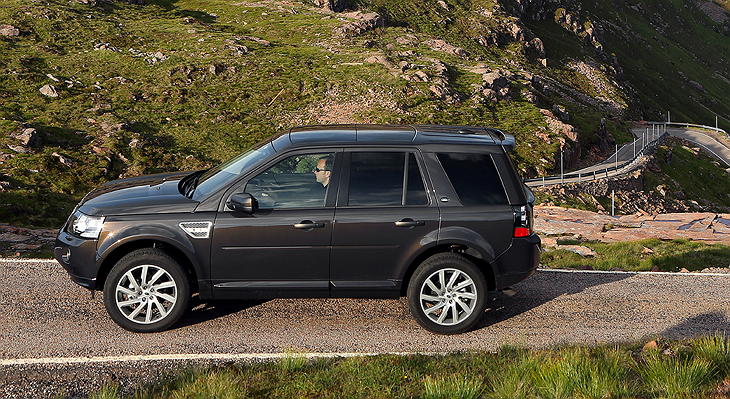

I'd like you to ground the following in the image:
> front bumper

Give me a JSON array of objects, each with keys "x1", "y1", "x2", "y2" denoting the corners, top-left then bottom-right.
[
  {"x1": 54, "y1": 230, "x2": 99, "y2": 290},
  {"x1": 492, "y1": 233, "x2": 541, "y2": 290}
]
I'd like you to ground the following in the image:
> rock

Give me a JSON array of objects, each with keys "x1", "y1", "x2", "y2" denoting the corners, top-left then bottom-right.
[
  {"x1": 437, "y1": 0, "x2": 449, "y2": 11},
  {"x1": 12, "y1": 128, "x2": 42, "y2": 148},
  {"x1": 423, "y1": 39, "x2": 466, "y2": 57},
  {"x1": 239, "y1": 36, "x2": 270, "y2": 47},
  {"x1": 334, "y1": 12, "x2": 383, "y2": 37},
  {"x1": 540, "y1": 109, "x2": 577, "y2": 141},
  {"x1": 11, "y1": 243, "x2": 41, "y2": 250},
  {"x1": 0, "y1": 24, "x2": 19, "y2": 37},
  {"x1": 641, "y1": 247, "x2": 654, "y2": 255},
  {"x1": 559, "y1": 245, "x2": 597, "y2": 257},
  {"x1": 51, "y1": 152, "x2": 73, "y2": 166},
  {"x1": 208, "y1": 64, "x2": 225, "y2": 75},
  {"x1": 94, "y1": 42, "x2": 119, "y2": 52},
  {"x1": 552, "y1": 104, "x2": 570, "y2": 122},
  {"x1": 527, "y1": 37, "x2": 545, "y2": 58},
  {"x1": 39, "y1": 85, "x2": 58, "y2": 97},
  {"x1": 8, "y1": 145, "x2": 28, "y2": 153},
  {"x1": 651, "y1": 265, "x2": 660, "y2": 272},
  {"x1": 364, "y1": 55, "x2": 395, "y2": 69},
  {"x1": 314, "y1": 0, "x2": 349, "y2": 12},
  {"x1": 0, "y1": 233, "x2": 30, "y2": 243},
  {"x1": 642, "y1": 340, "x2": 659, "y2": 351},
  {"x1": 679, "y1": 268, "x2": 690, "y2": 273}
]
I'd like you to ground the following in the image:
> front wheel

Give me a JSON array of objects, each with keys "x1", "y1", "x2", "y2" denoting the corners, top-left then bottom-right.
[
  {"x1": 407, "y1": 253, "x2": 488, "y2": 335},
  {"x1": 103, "y1": 248, "x2": 190, "y2": 332}
]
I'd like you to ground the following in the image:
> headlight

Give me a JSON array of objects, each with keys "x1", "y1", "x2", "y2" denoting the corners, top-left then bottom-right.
[{"x1": 68, "y1": 211, "x2": 105, "y2": 239}]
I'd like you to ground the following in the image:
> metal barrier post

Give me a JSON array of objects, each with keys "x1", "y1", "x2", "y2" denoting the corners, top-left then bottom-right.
[
  {"x1": 593, "y1": 170, "x2": 596, "y2": 180},
  {"x1": 560, "y1": 150, "x2": 564, "y2": 184},
  {"x1": 578, "y1": 172, "x2": 581, "y2": 182},
  {"x1": 615, "y1": 144, "x2": 618, "y2": 170},
  {"x1": 633, "y1": 138, "x2": 636, "y2": 158},
  {"x1": 542, "y1": 176, "x2": 545, "y2": 187}
]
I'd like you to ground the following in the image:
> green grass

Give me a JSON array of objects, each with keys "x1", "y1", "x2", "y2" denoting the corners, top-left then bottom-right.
[
  {"x1": 645, "y1": 140, "x2": 730, "y2": 209},
  {"x1": 541, "y1": 238, "x2": 730, "y2": 272},
  {"x1": 78, "y1": 337, "x2": 730, "y2": 399}
]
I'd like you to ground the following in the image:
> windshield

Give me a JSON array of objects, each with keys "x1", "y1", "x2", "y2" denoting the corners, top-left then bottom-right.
[{"x1": 192, "y1": 141, "x2": 276, "y2": 200}]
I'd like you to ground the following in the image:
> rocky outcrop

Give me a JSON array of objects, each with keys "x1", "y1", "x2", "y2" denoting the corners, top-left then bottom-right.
[
  {"x1": 554, "y1": 8, "x2": 604, "y2": 51},
  {"x1": 333, "y1": 12, "x2": 383, "y2": 36},
  {"x1": 535, "y1": 205, "x2": 730, "y2": 245},
  {"x1": 422, "y1": 39, "x2": 466, "y2": 57}
]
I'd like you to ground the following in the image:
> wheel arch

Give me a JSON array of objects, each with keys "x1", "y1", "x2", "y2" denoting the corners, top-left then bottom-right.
[
  {"x1": 96, "y1": 239, "x2": 199, "y2": 293},
  {"x1": 399, "y1": 242, "x2": 496, "y2": 296}
]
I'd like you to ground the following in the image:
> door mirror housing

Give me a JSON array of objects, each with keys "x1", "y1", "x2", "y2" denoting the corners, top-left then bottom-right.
[{"x1": 227, "y1": 193, "x2": 258, "y2": 214}]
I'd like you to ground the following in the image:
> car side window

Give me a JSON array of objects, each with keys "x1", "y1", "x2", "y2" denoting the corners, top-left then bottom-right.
[
  {"x1": 406, "y1": 153, "x2": 428, "y2": 206},
  {"x1": 347, "y1": 152, "x2": 428, "y2": 207},
  {"x1": 437, "y1": 152, "x2": 508, "y2": 205},
  {"x1": 244, "y1": 152, "x2": 335, "y2": 209}
]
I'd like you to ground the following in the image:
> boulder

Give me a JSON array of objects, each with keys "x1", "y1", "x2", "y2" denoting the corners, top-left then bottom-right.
[
  {"x1": 423, "y1": 39, "x2": 466, "y2": 57},
  {"x1": 334, "y1": 12, "x2": 383, "y2": 37},
  {"x1": 39, "y1": 85, "x2": 58, "y2": 97},
  {"x1": 0, "y1": 24, "x2": 19, "y2": 36},
  {"x1": 12, "y1": 128, "x2": 42, "y2": 148},
  {"x1": 558, "y1": 245, "x2": 597, "y2": 257}
]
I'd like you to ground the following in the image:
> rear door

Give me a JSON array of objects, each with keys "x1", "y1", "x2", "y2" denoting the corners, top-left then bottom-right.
[{"x1": 329, "y1": 150, "x2": 440, "y2": 297}]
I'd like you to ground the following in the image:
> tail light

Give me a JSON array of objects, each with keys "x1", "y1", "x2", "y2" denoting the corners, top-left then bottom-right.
[{"x1": 513, "y1": 205, "x2": 533, "y2": 238}]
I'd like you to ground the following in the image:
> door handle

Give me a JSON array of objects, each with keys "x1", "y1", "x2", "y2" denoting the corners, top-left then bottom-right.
[
  {"x1": 294, "y1": 220, "x2": 325, "y2": 229},
  {"x1": 394, "y1": 218, "x2": 425, "y2": 228}
]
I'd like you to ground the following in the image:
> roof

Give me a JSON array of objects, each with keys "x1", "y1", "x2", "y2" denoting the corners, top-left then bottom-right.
[{"x1": 270, "y1": 124, "x2": 515, "y2": 151}]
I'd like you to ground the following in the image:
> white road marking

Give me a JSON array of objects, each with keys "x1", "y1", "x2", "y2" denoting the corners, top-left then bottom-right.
[
  {"x1": 0, "y1": 258, "x2": 58, "y2": 263},
  {"x1": 538, "y1": 268, "x2": 730, "y2": 277},
  {"x1": 0, "y1": 352, "x2": 442, "y2": 366}
]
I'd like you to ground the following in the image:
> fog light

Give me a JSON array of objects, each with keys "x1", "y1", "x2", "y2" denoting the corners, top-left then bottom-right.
[{"x1": 61, "y1": 247, "x2": 71, "y2": 263}]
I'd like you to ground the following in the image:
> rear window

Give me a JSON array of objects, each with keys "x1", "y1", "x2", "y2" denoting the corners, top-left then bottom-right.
[{"x1": 437, "y1": 152, "x2": 507, "y2": 205}]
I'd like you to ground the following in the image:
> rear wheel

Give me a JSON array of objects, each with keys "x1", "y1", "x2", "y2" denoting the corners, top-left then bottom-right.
[
  {"x1": 103, "y1": 248, "x2": 190, "y2": 332},
  {"x1": 407, "y1": 253, "x2": 488, "y2": 334}
]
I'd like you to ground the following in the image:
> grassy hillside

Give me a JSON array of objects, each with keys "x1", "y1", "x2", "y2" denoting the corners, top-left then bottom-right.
[{"x1": 0, "y1": 0, "x2": 728, "y2": 228}]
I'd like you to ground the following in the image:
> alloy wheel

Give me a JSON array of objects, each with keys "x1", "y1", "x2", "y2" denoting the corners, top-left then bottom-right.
[
  {"x1": 115, "y1": 264, "x2": 178, "y2": 324},
  {"x1": 419, "y1": 268, "x2": 478, "y2": 326}
]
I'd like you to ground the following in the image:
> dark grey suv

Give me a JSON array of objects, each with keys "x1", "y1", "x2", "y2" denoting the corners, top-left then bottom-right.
[{"x1": 54, "y1": 124, "x2": 539, "y2": 334}]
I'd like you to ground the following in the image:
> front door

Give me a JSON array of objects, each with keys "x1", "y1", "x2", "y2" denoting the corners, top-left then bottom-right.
[{"x1": 211, "y1": 150, "x2": 341, "y2": 298}]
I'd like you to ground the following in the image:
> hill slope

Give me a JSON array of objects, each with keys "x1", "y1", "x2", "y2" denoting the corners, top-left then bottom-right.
[{"x1": 0, "y1": 0, "x2": 728, "y2": 227}]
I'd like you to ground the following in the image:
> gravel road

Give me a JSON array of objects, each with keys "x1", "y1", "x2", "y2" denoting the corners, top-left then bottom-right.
[{"x1": 2, "y1": 260, "x2": 729, "y2": 398}]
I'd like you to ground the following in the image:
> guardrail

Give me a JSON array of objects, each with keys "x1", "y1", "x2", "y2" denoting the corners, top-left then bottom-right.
[
  {"x1": 525, "y1": 125, "x2": 668, "y2": 188},
  {"x1": 647, "y1": 121, "x2": 727, "y2": 137}
]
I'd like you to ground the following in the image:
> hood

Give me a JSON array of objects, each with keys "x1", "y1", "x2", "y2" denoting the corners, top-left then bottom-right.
[{"x1": 78, "y1": 171, "x2": 199, "y2": 216}]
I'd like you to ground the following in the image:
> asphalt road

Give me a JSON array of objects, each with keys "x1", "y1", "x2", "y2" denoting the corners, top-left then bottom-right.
[{"x1": 2, "y1": 260, "x2": 729, "y2": 397}]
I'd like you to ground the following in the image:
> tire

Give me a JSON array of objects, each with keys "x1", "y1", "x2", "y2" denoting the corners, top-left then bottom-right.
[
  {"x1": 103, "y1": 248, "x2": 190, "y2": 333},
  {"x1": 407, "y1": 253, "x2": 488, "y2": 335}
]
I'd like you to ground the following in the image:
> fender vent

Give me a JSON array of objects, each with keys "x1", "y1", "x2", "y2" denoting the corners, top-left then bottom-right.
[{"x1": 179, "y1": 221, "x2": 212, "y2": 239}]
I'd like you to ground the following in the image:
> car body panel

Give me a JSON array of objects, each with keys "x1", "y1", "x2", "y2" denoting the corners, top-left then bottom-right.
[{"x1": 54, "y1": 124, "x2": 538, "y2": 304}]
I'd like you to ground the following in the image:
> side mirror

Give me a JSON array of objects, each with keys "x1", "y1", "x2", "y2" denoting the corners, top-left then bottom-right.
[{"x1": 227, "y1": 193, "x2": 258, "y2": 214}]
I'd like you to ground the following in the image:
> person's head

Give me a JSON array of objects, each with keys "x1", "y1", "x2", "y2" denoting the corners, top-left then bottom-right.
[{"x1": 313, "y1": 155, "x2": 333, "y2": 186}]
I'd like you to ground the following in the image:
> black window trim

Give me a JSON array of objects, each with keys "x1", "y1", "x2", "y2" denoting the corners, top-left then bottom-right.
[{"x1": 337, "y1": 148, "x2": 434, "y2": 209}]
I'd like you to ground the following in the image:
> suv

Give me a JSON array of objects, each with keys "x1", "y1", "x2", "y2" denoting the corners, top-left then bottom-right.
[{"x1": 54, "y1": 124, "x2": 539, "y2": 334}]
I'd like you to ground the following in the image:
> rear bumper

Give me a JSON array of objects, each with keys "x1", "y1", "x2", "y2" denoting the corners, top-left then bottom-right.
[
  {"x1": 492, "y1": 234, "x2": 540, "y2": 290},
  {"x1": 54, "y1": 230, "x2": 99, "y2": 290}
]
